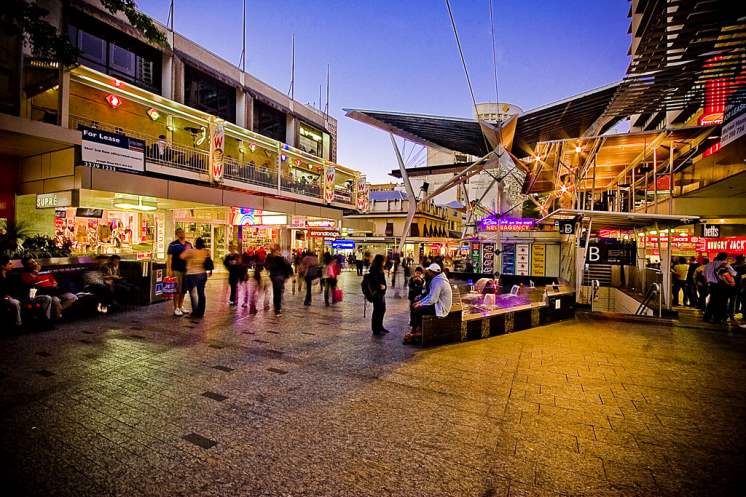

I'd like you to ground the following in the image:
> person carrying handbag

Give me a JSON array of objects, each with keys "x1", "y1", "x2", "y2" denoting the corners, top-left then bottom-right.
[{"x1": 180, "y1": 237, "x2": 212, "y2": 318}]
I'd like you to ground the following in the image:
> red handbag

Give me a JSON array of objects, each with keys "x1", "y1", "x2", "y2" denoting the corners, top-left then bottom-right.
[{"x1": 333, "y1": 287, "x2": 343, "y2": 303}]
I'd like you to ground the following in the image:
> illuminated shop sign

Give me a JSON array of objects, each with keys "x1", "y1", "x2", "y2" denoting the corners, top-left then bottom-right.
[
  {"x1": 331, "y1": 239, "x2": 355, "y2": 250},
  {"x1": 36, "y1": 191, "x2": 73, "y2": 209},
  {"x1": 478, "y1": 216, "x2": 535, "y2": 232},
  {"x1": 310, "y1": 229, "x2": 340, "y2": 238},
  {"x1": 307, "y1": 219, "x2": 337, "y2": 229},
  {"x1": 697, "y1": 237, "x2": 746, "y2": 255},
  {"x1": 230, "y1": 208, "x2": 287, "y2": 226}
]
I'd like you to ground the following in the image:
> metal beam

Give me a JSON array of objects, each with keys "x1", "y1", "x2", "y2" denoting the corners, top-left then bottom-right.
[{"x1": 390, "y1": 134, "x2": 417, "y2": 255}]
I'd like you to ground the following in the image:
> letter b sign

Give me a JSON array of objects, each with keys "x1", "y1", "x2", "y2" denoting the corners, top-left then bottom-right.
[{"x1": 588, "y1": 246, "x2": 600, "y2": 263}]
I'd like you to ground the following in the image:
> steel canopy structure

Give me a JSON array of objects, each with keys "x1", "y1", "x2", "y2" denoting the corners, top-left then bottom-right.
[
  {"x1": 538, "y1": 208, "x2": 699, "y2": 230},
  {"x1": 344, "y1": 81, "x2": 622, "y2": 159}
]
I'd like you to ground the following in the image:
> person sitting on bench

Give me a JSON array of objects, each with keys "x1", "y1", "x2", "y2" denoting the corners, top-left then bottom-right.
[{"x1": 404, "y1": 263, "x2": 453, "y2": 344}]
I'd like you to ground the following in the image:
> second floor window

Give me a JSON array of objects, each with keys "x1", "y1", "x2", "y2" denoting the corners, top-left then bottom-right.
[
  {"x1": 68, "y1": 24, "x2": 161, "y2": 93},
  {"x1": 184, "y1": 66, "x2": 236, "y2": 123}
]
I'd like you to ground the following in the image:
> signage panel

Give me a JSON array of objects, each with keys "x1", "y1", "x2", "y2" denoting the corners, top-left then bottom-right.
[
  {"x1": 324, "y1": 165, "x2": 336, "y2": 204},
  {"x1": 587, "y1": 240, "x2": 636, "y2": 265},
  {"x1": 331, "y1": 239, "x2": 356, "y2": 250},
  {"x1": 558, "y1": 220, "x2": 576, "y2": 235},
  {"x1": 515, "y1": 244, "x2": 530, "y2": 275},
  {"x1": 81, "y1": 126, "x2": 144, "y2": 172},
  {"x1": 209, "y1": 118, "x2": 225, "y2": 183},
  {"x1": 36, "y1": 191, "x2": 73, "y2": 209},
  {"x1": 481, "y1": 242, "x2": 495, "y2": 274},
  {"x1": 501, "y1": 244, "x2": 515, "y2": 275},
  {"x1": 531, "y1": 244, "x2": 546, "y2": 276},
  {"x1": 470, "y1": 242, "x2": 482, "y2": 273},
  {"x1": 702, "y1": 224, "x2": 721, "y2": 238}
]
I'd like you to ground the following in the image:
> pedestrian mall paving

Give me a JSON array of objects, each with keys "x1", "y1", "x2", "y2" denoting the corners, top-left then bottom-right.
[{"x1": 1, "y1": 275, "x2": 745, "y2": 496}]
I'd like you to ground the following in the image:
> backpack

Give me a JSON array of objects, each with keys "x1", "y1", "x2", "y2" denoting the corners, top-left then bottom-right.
[
  {"x1": 361, "y1": 273, "x2": 375, "y2": 302},
  {"x1": 718, "y1": 267, "x2": 736, "y2": 287},
  {"x1": 204, "y1": 255, "x2": 215, "y2": 272}
]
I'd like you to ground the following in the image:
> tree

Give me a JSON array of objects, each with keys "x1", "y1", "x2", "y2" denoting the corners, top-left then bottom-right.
[{"x1": 1, "y1": 0, "x2": 167, "y2": 68}]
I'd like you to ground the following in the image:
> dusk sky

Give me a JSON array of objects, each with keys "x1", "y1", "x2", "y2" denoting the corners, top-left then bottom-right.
[{"x1": 137, "y1": 0, "x2": 630, "y2": 182}]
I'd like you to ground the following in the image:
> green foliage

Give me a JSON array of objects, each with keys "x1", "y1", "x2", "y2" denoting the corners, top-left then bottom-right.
[
  {"x1": 0, "y1": 221, "x2": 71, "y2": 259},
  {"x1": 1, "y1": 0, "x2": 167, "y2": 68},
  {"x1": 21, "y1": 234, "x2": 72, "y2": 259}
]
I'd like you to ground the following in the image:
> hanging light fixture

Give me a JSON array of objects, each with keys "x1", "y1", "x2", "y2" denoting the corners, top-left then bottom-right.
[
  {"x1": 249, "y1": 143, "x2": 257, "y2": 152},
  {"x1": 146, "y1": 108, "x2": 160, "y2": 121}
]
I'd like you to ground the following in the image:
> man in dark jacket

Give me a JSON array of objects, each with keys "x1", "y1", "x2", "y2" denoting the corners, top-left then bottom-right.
[
  {"x1": 223, "y1": 244, "x2": 246, "y2": 305},
  {"x1": 266, "y1": 246, "x2": 292, "y2": 316}
]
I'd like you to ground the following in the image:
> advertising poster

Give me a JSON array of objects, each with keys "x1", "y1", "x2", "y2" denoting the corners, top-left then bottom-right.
[
  {"x1": 470, "y1": 242, "x2": 482, "y2": 272},
  {"x1": 501, "y1": 244, "x2": 515, "y2": 275},
  {"x1": 356, "y1": 176, "x2": 367, "y2": 210},
  {"x1": 209, "y1": 118, "x2": 225, "y2": 183},
  {"x1": 481, "y1": 242, "x2": 495, "y2": 274},
  {"x1": 324, "y1": 165, "x2": 336, "y2": 203},
  {"x1": 531, "y1": 244, "x2": 546, "y2": 276},
  {"x1": 515, "y1": 244, "x2": 530, "y2": 276},
  {"x1": 81, "y1": 126, "x2": 144, "y2": 173}
]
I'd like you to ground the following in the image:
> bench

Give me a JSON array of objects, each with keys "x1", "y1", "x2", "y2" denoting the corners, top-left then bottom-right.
[{"x1": 419, "y1": 288, "x2": 576, "y2": 347}]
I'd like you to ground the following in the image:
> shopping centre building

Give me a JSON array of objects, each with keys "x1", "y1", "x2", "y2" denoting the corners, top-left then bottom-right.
[
  {"x1": 0, "y1": 0, "x2": 366, "y2": 263},
  {"x1": 346, "y1": 0, "x2": 746, "y2": 313}
]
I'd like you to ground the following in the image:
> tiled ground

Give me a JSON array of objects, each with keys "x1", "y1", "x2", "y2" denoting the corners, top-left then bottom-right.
[{"x1": 1, "y1": 273, "x2": 745, "y2": 496}]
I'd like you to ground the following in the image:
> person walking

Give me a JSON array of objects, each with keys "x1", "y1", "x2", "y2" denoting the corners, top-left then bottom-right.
[
  {"x1": 303, "y1": 251, "x2": 320, "y2": 306},
  {"x1": 223, "y1": 244, "x2": 246, "y2": 306},
  {"x1": 685, "y1": 256, "x2": 699, "y2": 308},
  {"x1": 180, "y1": 237, "x2": 211, "y2": 318},
  {"x1": 733, "y1": 255, "x2": 746, "y2": 318},
  {"x1": 167, "y1": 227, "x2": 192, "y2": 316},
  {"x1": 266, "y1": 245, "x2": 292, "y2": 316},
  {"x1": 368, "y1": 254, "x2": 389, "y2": 335},
  {"x1": 247, "y1": 260, "x2": 270, "y2": 313},
  {"x1": 672, "y1": 256, "x2": 689, "y2": 306},
  {"x1": 324, "y1": 253, "x2": 340, "y2": 306}
]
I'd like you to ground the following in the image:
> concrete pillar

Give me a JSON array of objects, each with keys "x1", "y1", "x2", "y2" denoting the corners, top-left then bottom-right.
[
  {"x1": 172, "y1": 57, "x2": 185, "y2": 103},
  {"x1": 245, "y1": 93, "x2": 254, "y2": 131},
  {"x1": 235, "y1": 88, "x2": 246, "y2": 128},
  {"x1": 58, "y1": 70, "x2": 70, "y2": 128},
  {"x1": 161, "y1": 52, "x2": 173, "y2": 100},
  {"x1": 285, "y1": 115, "x2": 296, "y2": 147}
]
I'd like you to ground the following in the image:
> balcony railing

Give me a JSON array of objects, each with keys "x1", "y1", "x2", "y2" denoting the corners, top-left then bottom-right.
[
  {"x1": 281, "y1": 175, "x2": 322, "y2": 198},
  {"x1": 223, "y1": 155, "x2": 277, "y2": 189}
]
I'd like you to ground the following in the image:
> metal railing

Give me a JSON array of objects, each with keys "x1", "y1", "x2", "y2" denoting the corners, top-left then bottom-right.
[
  {"x1": 281, "y1": 175, "x2": 322, "y2": 198},
  {"x1": 635, "y1": 282, "x2": 661, "y2": 316},
  {"x1": 223, "y1": 156, "x2": 277, "y2": 189}
]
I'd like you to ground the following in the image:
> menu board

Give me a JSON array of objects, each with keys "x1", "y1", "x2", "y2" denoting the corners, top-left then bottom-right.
[
  {"x1": 515, "y1": 244, "x2": 530, "y2": 276},
  {"x1": 531, "y1": 244, "x2": 546, "y2": 276},
  {"x1": 481, "y1": 242, "x2": 496, "y2": 274},
  {"x1": 470, "y1": 242, "x2": 482, "y2": 272},
  {"x1": 501, "y1": 244, "x2": 515, "y2": 275}
]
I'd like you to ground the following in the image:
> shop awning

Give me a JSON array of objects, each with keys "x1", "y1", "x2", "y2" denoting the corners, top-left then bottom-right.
[{"x1": 539, "y1": 208, "x2": 699, "y2": 230}]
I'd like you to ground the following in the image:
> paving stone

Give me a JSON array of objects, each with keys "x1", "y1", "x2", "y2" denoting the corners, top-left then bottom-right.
[{"x1": 0, "y1": 276, "x2": 744, "y2": 496}]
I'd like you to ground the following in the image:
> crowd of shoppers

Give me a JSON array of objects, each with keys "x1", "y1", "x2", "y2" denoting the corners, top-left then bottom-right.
[{"x1": 672, "y1": 253, "x2": 745, "y2": 325}]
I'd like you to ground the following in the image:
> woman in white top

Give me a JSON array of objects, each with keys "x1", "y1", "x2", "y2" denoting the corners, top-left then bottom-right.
[{"x1": 180, "y1": 237, "x2": 211, "y2": 318}]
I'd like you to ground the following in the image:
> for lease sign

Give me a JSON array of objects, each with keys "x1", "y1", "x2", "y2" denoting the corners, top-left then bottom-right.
[{"x1": 81, "y1": 126, "x2": 145, "y2": 172}]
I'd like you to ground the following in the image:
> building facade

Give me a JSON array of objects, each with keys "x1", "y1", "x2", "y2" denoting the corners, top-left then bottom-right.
[
  {"x1": 343, "y1": 187, "x2": 463, "y2": 258},
  {"x1": 0, "y1": 0, "x2": 365, "y2": 262}
]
